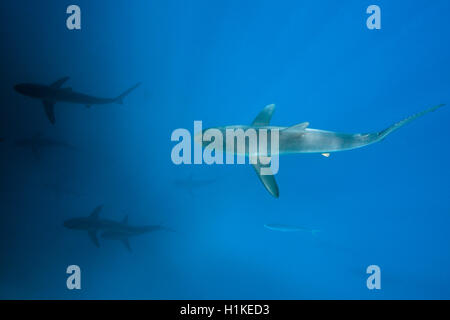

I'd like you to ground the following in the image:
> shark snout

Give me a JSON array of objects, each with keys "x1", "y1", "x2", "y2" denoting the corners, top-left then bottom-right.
[
  {"x1": 14, "y1": 83, "x2": 37, "y2": 97},
  {"x1": 14, "y1": 84, "x2": 24, "y2": 93}
]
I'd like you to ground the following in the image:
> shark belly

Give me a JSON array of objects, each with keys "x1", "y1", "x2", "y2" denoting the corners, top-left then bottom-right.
[{"x1": 210, "y1": 126, "x2": 377, "y2": 156}]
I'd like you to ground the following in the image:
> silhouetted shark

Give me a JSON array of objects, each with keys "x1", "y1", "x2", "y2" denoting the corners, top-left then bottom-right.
[
  {"x1": 63, "y1": 205, "x2": 167, "y2": 251},
  {"x1": 15, "y1": 133, "x2": 75, "y2": 159},
  {"x1": 14, "y1": 77, "x2": 141, "y2": 124},
  {"x1": 196, "y1": 104, "x2": 445, "y2": 198}
]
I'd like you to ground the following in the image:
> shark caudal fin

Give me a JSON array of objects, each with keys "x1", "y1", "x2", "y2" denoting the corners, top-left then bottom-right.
[
  {"x1": 115, "y1": 82, "x2": 141, "y2": 105},
  {"x1": 376, "y1": 104, "x2": 445, "y2": 140}
]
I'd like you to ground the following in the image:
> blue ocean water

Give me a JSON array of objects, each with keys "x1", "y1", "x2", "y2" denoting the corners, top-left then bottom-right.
[{"x1": 0, "y1": 0, "x2": 449, "y2": 299}]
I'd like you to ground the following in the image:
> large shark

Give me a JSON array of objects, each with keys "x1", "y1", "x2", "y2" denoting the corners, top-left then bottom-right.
[
  {"x1": 15, "y1": 133, "x2": 75, "y2": 159},
  {"x1": 196, "y1": 103, "x2": 445, "y2": 198},
  {"x1": 63, "y1": 205, "x2": 167, "y2": 251},
  {"x1": 14, "y1": 77, "x2": 141, "y2": 124}
]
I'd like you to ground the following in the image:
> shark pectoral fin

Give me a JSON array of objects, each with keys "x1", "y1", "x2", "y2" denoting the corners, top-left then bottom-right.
[
  {"x1": 252, "y1": 163, "x2": 279, "y2": 198},
  {"x1": 122, "y1": 238, "x2": 132, "y2": 252},
  {"x1": 88, "y1": 230, "x2": 100, "y2": 248},
  {"x1": 42, "y1": 100, "x2": 56, "y2": 125},
  {"x1": 321, "y1": 153, "x2": 330, "y2": 157},
  {"x1": 283, "y1": 122, "x2": 309, "y2": 132},
  {"x1": 252, "y1": 104, "x2": 275, "y2": 126},
  {"x1": 50, "y1": 76, "x2": 70, "y2": 89}
]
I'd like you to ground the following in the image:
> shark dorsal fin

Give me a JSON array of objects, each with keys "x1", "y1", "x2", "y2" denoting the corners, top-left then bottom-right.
[
  {"x1": 252, "y1": 104, "x2": 275, "y2": 126},
  {"x1": 283, "y1": 122, "x2": 309, "y2": 132},
  {"x1": 50, "y1": 76, "x2": 70, "y2": 89},
  {"x1": 89, "y1": 205, "x2": 103, "y2": 219},
  {"x1": 122, "y1": 215, "x2": 128, "y2": 225}
]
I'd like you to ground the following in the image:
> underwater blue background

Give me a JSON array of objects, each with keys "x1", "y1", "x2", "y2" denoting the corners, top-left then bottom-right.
[{"x1": 0, "y1": 0, "x2": 449, "y2": 299}]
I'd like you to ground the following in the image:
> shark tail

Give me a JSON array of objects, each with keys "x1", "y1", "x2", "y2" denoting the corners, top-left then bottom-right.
[
  {"x1": 376, "y1": 104, "x2": 445, "y2": 140},
  {"x1": 115, "y1": 82, "x2": 141, "y2": 104}
]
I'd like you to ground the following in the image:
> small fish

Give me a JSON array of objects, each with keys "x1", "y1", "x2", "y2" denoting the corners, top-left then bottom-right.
[{"x1": 264, "y1": 224, "x2": 320, "y2": 235}]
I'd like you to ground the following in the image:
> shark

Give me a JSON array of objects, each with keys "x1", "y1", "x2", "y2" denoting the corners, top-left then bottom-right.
[
  {"x1": 63, "y1": 205, "x2": 167, "y2": 251},
  {"x1": 264, "y1": 224, "x2": 320, "y2": 235},
  {"x1": 15, "y1": 133, "x2": 75, "y2": 159},
  {"x1": 173, "y1": 174, "x2": 217, "y2": 197},
  {"x1": 14, "y1": 77, "x2": 141, "y2": 124},
  {"x1": 196, "y1": 103, "x2": 445, "y2": 198}
]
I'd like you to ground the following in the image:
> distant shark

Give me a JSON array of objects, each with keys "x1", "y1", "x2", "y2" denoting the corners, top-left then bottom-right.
[
  {"x1": 63, "y1": 205, "x2": 167, "y2": 252},
  {"x1": 173, "y1": 174, "x2": 217, "y2": 197},
  {"x1": 14, "y1": 77, "x2": 141, "y2": 124},
  {"x1": 15, "y1": 133, "x2": 75, "y2": 159},
  {"x1": 197, "y1": 103, "x2": 445, "y2": 198},
  {"x1": 264, "y1": 224, "x2": 320, "y2": 235}
]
